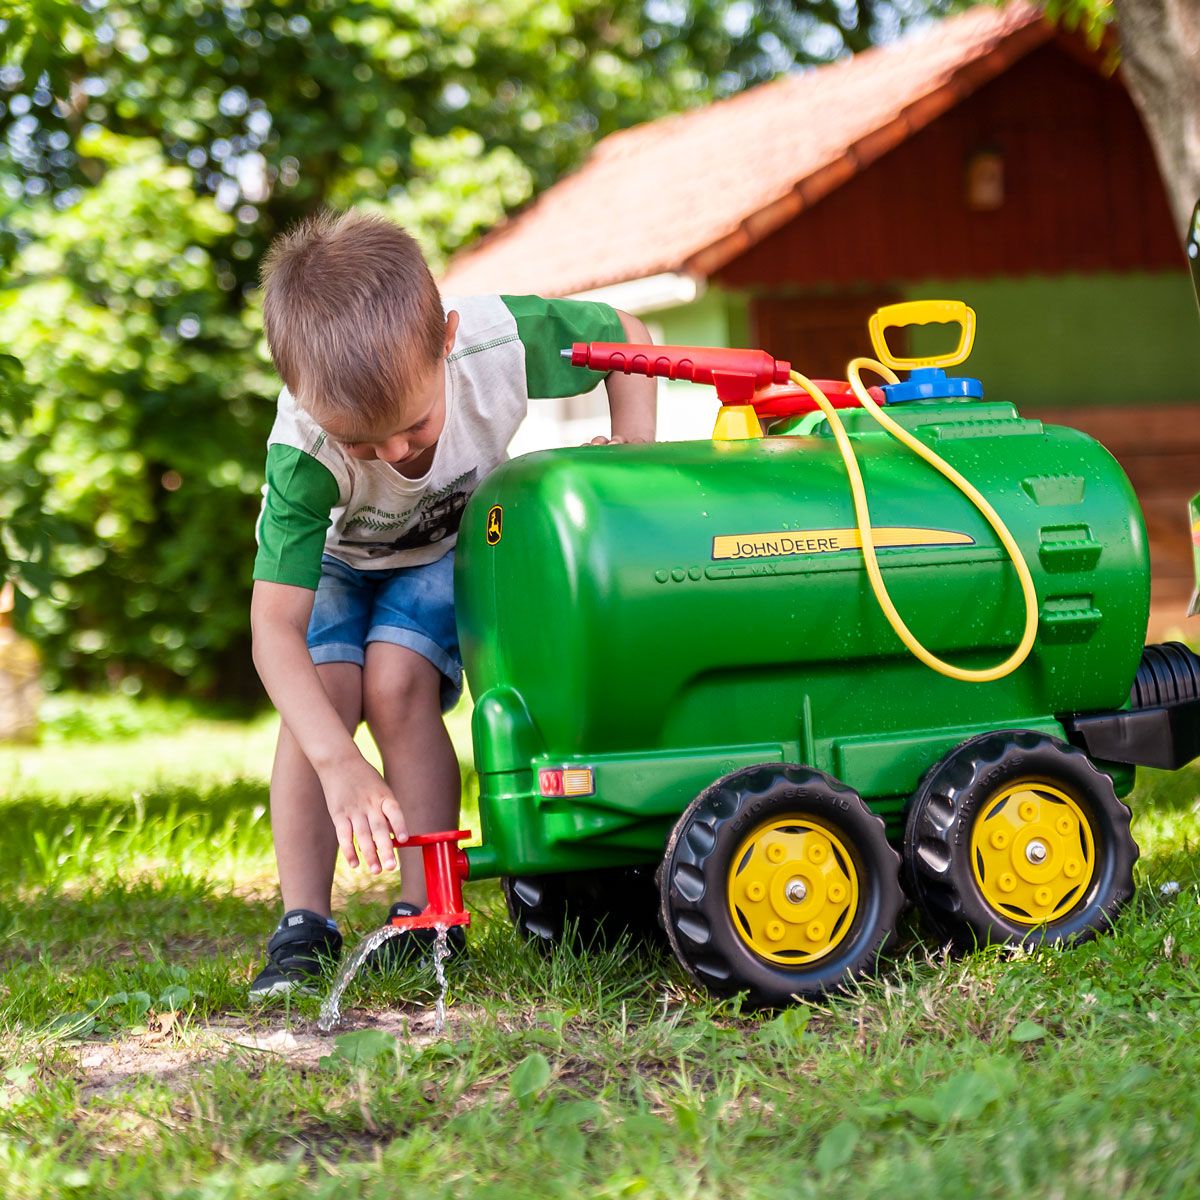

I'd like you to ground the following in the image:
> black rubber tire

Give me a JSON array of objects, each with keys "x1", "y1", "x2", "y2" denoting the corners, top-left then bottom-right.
[
  {"x1": 903, "y1": 730, "x2": 1138, "y2": 952},
  {"x1": 502, "y1": 866, "x2": 664, "y2": 949},
  {"x1": 659, "y1": 764, "x2": 904, "y2": 1008},
  {"x1": 1130, "y1": 642, "x2": 1200, "y2": 708}
]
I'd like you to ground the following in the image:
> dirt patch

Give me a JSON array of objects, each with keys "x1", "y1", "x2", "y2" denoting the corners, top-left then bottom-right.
[{"x1": 64, "y1": 1006, "x2": 480, "y2": 1096}]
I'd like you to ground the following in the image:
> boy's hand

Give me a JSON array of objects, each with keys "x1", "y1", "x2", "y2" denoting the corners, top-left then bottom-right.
[
  {"x1": 320, "y1": 755, "x2": 409, "y2": 874},
  {"x1": 582, "y1": 434, "x2": 653, "y2": 446}
]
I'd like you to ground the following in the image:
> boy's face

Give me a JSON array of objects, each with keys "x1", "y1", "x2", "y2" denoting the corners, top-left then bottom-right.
[{"x1": 324, "y1": 311, "x2": 459, "y2": 467}]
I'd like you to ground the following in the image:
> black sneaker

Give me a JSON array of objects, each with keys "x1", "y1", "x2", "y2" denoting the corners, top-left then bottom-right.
[
  {"x1": 363, "y1": 902, "x2": 468, "y2": 973},
  {"x1": 249, "y1": 909, "x2": 343, "y2": 1001}
]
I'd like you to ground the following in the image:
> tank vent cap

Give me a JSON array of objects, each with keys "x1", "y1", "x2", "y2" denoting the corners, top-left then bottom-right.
[{"x1": 883, "y1": 367, "x2": 983, "y2": 405}]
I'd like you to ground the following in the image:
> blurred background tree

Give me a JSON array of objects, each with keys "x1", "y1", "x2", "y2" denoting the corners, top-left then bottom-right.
[{"x1": 0, "y1": 0, "x2": 968, "y2": 697}]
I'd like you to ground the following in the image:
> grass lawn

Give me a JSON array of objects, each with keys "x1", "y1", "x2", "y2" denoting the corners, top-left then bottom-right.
[{"x1": 2, "y1": 694, "x2": 1200, "y2": 1198}]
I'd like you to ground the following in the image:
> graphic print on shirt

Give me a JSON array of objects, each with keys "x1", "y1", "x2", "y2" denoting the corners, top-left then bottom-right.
[{"x1": 340, "y1": 468, "x2": 478, "y2": 558}]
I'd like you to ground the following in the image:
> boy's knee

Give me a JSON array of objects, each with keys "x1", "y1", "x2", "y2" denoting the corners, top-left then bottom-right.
[{"x1": 362, "y1": 651, "x2": 440, "y2": 734}]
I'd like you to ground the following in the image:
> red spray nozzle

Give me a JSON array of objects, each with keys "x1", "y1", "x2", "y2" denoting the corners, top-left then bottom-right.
[
  {"x1": 566, "y1": 342, "x2": 790, "y2": 404},
  {"x1": 388, "y1": 829, "x2": 471, "y2": 931}
]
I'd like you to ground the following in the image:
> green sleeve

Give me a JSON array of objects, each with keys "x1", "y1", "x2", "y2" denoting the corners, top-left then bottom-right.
[
  {"x1": 500, "y1": 295, "x2": 627, "y2": 399},
  {"x1": 253, "y1": 444, "x2": 341, "y2": 589}
]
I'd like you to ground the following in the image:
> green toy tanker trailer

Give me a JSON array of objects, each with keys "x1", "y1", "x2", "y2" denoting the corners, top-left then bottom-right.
[{"x1": 399, "y1": 297, "x2": 1200, "y2": 1009}]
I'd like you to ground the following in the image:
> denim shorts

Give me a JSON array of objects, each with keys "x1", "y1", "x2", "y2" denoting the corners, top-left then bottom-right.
[{"x1": 307, "y1": 551, "x2": 463, "y2": 712}]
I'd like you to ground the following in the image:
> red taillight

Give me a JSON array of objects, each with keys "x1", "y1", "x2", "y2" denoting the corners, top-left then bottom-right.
[{"x1": 538, "y1": 767, "x2": 594, "y2": 798}]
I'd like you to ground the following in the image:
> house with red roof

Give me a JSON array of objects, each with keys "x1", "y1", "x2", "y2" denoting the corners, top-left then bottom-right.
[{"x1": 442, "y1": 2, "x2": 1200, "y2": 636}]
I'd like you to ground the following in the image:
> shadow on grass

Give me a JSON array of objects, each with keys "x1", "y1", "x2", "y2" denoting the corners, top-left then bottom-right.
[
  {"x1": 2, "y1": 872, "x2": 274, "y2": 950},
  {"x1": 0, "y1": 780, "x2": 274, "y2": 891}
]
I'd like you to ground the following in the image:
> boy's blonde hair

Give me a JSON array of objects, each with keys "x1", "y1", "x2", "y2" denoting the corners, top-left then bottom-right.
[{"x1": 261, "y1": 211, "x2": 446, "y2": 428}]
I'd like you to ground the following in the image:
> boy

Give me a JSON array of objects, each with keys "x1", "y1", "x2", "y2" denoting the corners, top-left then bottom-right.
[{"x1": 249, "y1": 210, "x2": 656, "y2": 997}]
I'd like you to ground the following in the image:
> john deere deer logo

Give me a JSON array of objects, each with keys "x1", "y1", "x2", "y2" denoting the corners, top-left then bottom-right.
[{"x1": 486, "y1": 505, "x2": 503, "y2": 545}]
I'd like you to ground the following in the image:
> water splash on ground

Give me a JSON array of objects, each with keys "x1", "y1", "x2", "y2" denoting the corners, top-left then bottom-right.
[
  {"x1": 318, "y1": 923, "x2": 457, "y2": 1034},
  {"x1": 317, "y1": 924, "x2": 405, "y2": 1033}
]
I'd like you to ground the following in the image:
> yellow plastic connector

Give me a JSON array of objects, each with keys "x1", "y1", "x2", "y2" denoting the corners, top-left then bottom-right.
[
  {"x1": 711, "y1": 405, "x2": 763, "y2": 441},
  {"x1": 867, "y1": 299, "x2": 977, "y2": 370}
]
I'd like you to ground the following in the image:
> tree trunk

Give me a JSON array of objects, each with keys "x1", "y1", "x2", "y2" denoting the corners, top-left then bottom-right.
[
  {"x1": 1112, "y1": 0, "x2": 1200, "y2": 244},
  {"x1": 0, "y1": 590, "x2": 41, "y2": 743}
]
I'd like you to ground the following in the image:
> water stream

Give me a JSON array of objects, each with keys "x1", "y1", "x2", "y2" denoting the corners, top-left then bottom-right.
[
  {"x1": 317, "y1": 923, "x2": 455, "y2": 1035},
  {"x1": 430, "y1": 926, "x2": 450, "y2": 1034}
]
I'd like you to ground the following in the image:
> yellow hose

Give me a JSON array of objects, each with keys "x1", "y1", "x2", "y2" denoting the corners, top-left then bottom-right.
[{"x1": 788, "y1": 361, "x2": 1039, "y2": 683}]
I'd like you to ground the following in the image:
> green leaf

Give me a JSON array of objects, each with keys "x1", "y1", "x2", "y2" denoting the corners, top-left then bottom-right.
[
  {"x1": 672, "y1": 1101, "x2": 700, "y2": 1138},
  {"x1": 814, "y1": 1120, "x2": 860, "y2": 1175},
  {"x1": 938, "y1": 1069, "x2": 1004, "y2": 1124},
  {"x1": 322, "y1": 1029, "x2": 398, "y2": 1069},
  {"x1": 756, "y1": 1006, "x2": 810, "y2": 1047},
  {"x1": 126, "y1": 992, "x2": 153, "y2": 1017},
  {"x1": 621, "y1": 1113, "x2": 669, "y2": 1142},
  {"x1": 1010, "y1": 1020, "x2": 1048, "y2": 1043},
  {"x1": 896, "y1": 1096, "x2": 943, "y2": 1125},
  {"x1": 552, "y1": 1099, "x2": 602, "y2": 1128},
  {"x1": 509, "y1": 1051, "x2": 551, "y2": 1100},
  {"x1": 157, "y1": 984, "x2": 191, "y2": 1010}
]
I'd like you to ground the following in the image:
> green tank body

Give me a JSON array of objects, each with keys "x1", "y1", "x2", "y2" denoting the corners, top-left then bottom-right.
[{"x1": 456, "y1": 396, "x2": 1150, "y2": 880}]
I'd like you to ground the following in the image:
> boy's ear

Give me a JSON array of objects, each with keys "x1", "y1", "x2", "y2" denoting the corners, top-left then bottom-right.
[{"x1": 443, "y1": 310, "x2": 460, "y2": 357}]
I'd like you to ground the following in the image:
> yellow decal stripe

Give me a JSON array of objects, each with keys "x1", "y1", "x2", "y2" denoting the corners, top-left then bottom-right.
[{"x1": 712, "y1": 527, "x2": 974, "y2": 561}]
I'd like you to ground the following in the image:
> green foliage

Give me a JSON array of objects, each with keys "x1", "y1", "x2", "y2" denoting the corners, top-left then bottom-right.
[
  {"x1": 0, "y1": 0, "x2": 965, "y2": 692},
  {"x1": 1036, "y1": 0, "x2": 1114, "y2": 46},
  {"x1": 0, "y1": 351, "x2": 59, "y2": 618},
  {"x1": 0, "y1": 130, "x2": 272, "y2": 692},
  {"x1": 509, "y1": 1050, "x2": 552, "y2": 1103},
  {"x1": 320, "y1": 1028, "x2": 400, "y2": 1069},
  {"x1": 36, "y1": 688, "x2": 199, "y2": 741}
]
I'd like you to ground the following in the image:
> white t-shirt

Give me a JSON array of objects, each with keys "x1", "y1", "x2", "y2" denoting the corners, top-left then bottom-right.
[{"x1": 253, "y1": 293, "x2": 624, "y2": 588}]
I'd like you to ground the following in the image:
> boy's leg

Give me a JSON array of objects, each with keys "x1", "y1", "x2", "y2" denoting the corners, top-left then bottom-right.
[
  {"x1": 271, "y1": 660, "x2": 364, "y2": 916},
  {"x1": 362, "y1": 642, "x2": 461, "y2": 908}
]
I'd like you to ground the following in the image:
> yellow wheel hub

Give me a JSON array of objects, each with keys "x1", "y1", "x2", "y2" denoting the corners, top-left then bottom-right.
[
  {"x1": 970, "y1": 781, "x2": 1095, "y2": 925},
  {"x1": 727, "y1": 818, "x2": 859, "y2": 965}
]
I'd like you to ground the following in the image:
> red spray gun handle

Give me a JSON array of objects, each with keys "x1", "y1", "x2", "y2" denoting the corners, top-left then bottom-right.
[
  {"x1": 388, "y1": 829, "x2": 472, "y2": 931},
  {"x1": 566, "y1": 342, "x2": 791, "y2": 405}
]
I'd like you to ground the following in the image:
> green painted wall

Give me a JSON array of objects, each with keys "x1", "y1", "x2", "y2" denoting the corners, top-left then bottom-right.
[
  {"x1": 651, "y1": 288, "x2": 750, "y2": 440},
  {"x1": 653, "y1": 287, "x2": 747, "y2": 349},
  {"x1": 905, "y1": 273, "x2": 1200, "y2": 406},
  {"x1": 640, "y1": 274, "x2": 1197, "y2": 432}
]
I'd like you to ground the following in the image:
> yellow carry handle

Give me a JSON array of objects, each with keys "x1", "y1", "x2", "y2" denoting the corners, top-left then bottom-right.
[{"x1": 867, "y1": 299, "x2": 977, "y2": 371}]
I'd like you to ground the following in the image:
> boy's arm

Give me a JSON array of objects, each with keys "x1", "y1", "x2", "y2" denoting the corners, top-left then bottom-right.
[
  {"x1": 250, "y1": 579, "x2": 406, "y2": 874},
  {"x1": 498, "y1": 295, "x2": 655, "y2": 441},
  {"x1": 594, "y1": 308, "x2": 657, "y2": 446}
]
